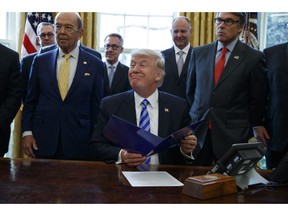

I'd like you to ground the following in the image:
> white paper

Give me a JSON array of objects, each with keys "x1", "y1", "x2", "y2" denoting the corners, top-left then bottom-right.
[
  {"x1": 122, "y1": 171, "x2": 184, "y2": 187},
  {"x1": 235, "y1": 168, "x2": 269, "y2": 190}
]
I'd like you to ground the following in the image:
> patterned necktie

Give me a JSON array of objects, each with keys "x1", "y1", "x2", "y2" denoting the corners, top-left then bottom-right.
[
  {"x1": 139, "y1": 99, "x2": 151, "y2": 164},
  {"x1": 177, "y1": 50, "x2": 184, "y2": 76},
  {"x1": 109, "y1": 65, "x2": 115, "y2": 88},
  {"x1": 214, "y1": 47, "x2": 228, "y2": 85},
  {"x1": 58, "y1": 54, "x2": 71, "y2": 100}
]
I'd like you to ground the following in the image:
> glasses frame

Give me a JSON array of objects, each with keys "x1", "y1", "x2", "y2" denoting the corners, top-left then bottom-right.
[
  {"x1": 104, "y1": 44, "x2": 122, "y2": 50},
  {"x1": 214, "y1": 18, "x2": 240, "y2": 26},
  {"x1": 39, "y1": 32, "x2": 55, "y2": 39}
]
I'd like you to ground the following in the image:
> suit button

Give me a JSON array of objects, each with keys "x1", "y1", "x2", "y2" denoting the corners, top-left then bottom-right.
[{"x1": 210, "y1": 106, "x2": 214, "y2": 110}]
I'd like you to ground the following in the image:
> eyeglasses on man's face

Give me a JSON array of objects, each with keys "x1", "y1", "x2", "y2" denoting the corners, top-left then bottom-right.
[
  {"x1": 214, "y1": 18, "x2": 240, "y2": 26},
  {"x1": 104, "y1": 44, "x2": 122, "y2": 50},
  {"x1": 55, "y1": 24, "x2": 77, "y2": 33},
  {"x1": 39, "y1": 32, "x2": 55, "y2": 39}
]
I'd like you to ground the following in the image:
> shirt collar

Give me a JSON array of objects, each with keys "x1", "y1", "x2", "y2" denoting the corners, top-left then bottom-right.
[
  {"x1": 134, "y1": 89, "x2": 158, "y2": 109},
  {"x1": 174, "y1": 43, "x2": 190, "y2": 55},
  {"x1": 217, "y1": 38, "x2": 238, "y2": 52},
  {"x1": 58, "y1": 45, "x2": 79, "y2": 60},
  {"x1": 106, "y1": 61, "x2": 119, "y2": 69}
]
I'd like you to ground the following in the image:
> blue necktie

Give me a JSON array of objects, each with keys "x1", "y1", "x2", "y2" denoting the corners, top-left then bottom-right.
[{"x1": 139, "y1": 99, "x2": 151, "y2": 164}]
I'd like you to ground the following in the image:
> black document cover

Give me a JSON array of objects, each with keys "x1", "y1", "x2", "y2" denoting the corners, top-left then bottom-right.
[{"x1": 103, "y1": 115, "x2": 205, "y2": 156}]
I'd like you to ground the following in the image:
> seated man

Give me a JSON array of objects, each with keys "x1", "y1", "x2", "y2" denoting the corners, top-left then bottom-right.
[{"x1": 90, "y1": 49, "x2": 197, "y2": 166}]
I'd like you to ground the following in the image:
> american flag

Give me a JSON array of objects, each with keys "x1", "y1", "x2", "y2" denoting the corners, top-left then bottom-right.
[{"x1": 21, "y1": 12, "x2": 54, "y2": 57}]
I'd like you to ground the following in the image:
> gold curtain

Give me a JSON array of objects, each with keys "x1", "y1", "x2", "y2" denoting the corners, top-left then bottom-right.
[{"x1": 180, "y1": 12, "x2": 216, "y2": 47}]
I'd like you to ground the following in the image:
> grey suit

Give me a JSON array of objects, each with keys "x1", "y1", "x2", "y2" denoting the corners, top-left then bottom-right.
[
  {"x1": 186, "y1": 40, "x2": 267, "y2": 161},
  {"x1": 89, "y1": 90, "x2": 191, "y2": 165}
]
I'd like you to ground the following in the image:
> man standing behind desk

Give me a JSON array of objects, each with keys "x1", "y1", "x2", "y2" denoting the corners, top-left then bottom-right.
[
  {"x1": 186, "y1": 12, "x2": 268, "y2": 166},
  {"x1": 160, "y1": 16, "x2": 193, "y2": 99},
  {"x1": 263, "y1": 42, "x2": 288, "y2": 169},
  {"x1": 22, "y1": 12, "x2": 104, "y2": 160},
  {"x1": 90, "y1": 49, "x2": 197, "y2": 166},
  {"x1": 103, "y1": 33, "x2": 131, "y2": 96},
  {"x1": 21, "y1": 22, "x2": 56, "y2": 103},
  {"x1": 0, "y1": 44, "x2": 22, "y2": 157}
]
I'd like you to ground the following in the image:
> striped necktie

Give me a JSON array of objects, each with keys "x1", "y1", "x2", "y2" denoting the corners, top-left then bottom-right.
[{"x1": 139, "y1": 99, "x2": 151, "y2": 164}]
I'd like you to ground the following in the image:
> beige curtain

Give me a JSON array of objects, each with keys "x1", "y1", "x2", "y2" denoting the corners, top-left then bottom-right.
[{"x1": 180, "y1": 12, "x2": 216, "y2": 47}]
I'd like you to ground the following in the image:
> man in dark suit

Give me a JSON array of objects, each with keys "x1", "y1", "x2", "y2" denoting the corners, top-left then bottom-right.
[
  {"x1": 103, "y1": 33, "x2": 131, "y2": 96},
  {"x1": 263, "y1": 42, "x2": 288, "y2": 169},
  {"x1": 21, "y1": 22, "x2": 56, "y2": 103},
  {"x1": 0, "y1": 43, "x2": 22, "y2": 156},
  {"x1": 160, "y1": 16, "x2": 192, "y2": 100},
  {"x1": 90, "y1": 49, "x2": 197, "y2": 166},
  {"x1": 186, "y1": 12, "x2": 268, "y2": 166},
  {"x1": 21, "y1": 12, "x2": 104, "y2": 160}
]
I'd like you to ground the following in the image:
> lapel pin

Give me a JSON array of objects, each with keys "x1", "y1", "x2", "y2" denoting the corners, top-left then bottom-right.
[
  {"x1": 165, "y1": 108, "x2": 169, "y2": 112},
  {"x1": 234, "y1": 56, "x2": 239, "y2": 59},
  {"x1": 83, "y1": 61, "x2": 87, "y2": 64},
  {"x1": 84, "y1": 73, "x2": 91, "y2": 76}
]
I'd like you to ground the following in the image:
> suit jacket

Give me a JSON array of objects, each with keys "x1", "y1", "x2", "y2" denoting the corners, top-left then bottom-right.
[
  {"x1": 21, "y1": 47, "x2": 104, "y2": 160},
  {"x1": 21, "y1": 43, "x2": 102, "y2": 103},
  {"x1": 264, "y1": 42, "x2": 288, "y2": 152},
  {"x1": 89, "y1": 90, "x2": 191, "y2": 165},
  {"x1": 0, "y1": 44, "x2": 22, "y2": 156},
  {"x1": 103, "y1": 62, "x2": 131, "y2": 96},
  {"x1": 186, "y1": 40, "x2": 267, "y2": 159},
  {"x1": 160, "y1": 46, "x2": 192, "y2": 99}
]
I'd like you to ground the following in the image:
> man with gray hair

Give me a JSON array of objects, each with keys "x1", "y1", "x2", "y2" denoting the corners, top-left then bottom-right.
[
  {"x1": 90, "y1": 48, "x2": 197, "y2": 166},
  {"x1": 186, "y1": 12, "x2": 268, "y2": 166}
]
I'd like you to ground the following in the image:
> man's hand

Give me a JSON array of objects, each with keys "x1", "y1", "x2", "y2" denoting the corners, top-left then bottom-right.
[
  {"x1": 22, "y1": 135, "x2": 38, "y2": 158},
  {"x1": 180, "y1": 134, "x2": 197, "y2": 155},
  {"x1": 121, "y1": 150, "x2": 146, "y2": 167}
]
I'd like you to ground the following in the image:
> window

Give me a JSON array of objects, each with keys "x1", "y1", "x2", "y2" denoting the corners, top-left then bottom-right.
[
  {"x1": 258, "y1": 12, "x2": 288, "y2": 50},
  {"x1": 98, "y1": 12, "x2": 176, "y2": 65}
]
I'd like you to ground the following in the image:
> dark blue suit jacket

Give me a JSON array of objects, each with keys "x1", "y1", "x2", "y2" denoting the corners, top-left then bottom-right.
[
  {"x1": 186, "y1": 40, "x2": 267, "y2": 159},
  {"x1": 0, "y1": 44, "x2": 22, "y2": 156},
  {"x1": 90, "y1": 90, "x2": 191, "y2": 165},
  {"x1": 160, "y1": 46, "x2": 192, "y2": 99},
  {"x1": 21, "y1": 43, "x2": 102, "y2": 103},
  {"x1": 264, "y1": 42, "x2": 288, "y2": 152},
  {"x1": 103, "y1": 62, "x2": 131, "y2": 96},
  {"x1": 22, "y1": 47, "x2": 104, "y2": 160}
]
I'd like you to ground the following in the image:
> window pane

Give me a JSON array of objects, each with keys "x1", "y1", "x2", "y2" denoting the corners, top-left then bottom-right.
[{"x1": 265, "y1": 12, "x2": 288, "y2": 48}]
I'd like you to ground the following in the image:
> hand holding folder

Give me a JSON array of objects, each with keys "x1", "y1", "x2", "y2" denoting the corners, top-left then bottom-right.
[{"x1": 103, "y1": 115, "x2": 205, "y2": 156}]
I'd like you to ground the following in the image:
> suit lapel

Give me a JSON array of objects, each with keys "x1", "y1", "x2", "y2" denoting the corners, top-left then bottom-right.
[
  {"x1": 120, "y1": 90, "x2": 137, "y2": 124},
  {"x1": 158, "y1": 92, "x2": 171, "y2": 138},
  {"x1": 216, "y1": 40, "x2": 245, "y2": 86}
]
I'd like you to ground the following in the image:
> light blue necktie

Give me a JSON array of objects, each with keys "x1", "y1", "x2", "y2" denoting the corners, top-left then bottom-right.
[
  {"x1": 109, "y1": 65, "x2": 115, "y2": 88},
  {"x1": 177, "y1": 50, "x2": 184, "y2": 76},
  {"x1": 139, "y1": 99, "x2": 151, "y2": 164}
]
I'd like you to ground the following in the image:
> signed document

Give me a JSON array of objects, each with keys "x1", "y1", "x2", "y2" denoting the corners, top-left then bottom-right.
[
  {"x1": 122, "y1": 171, "x2": 184, "y2": 187},
  {"x1": 103, "y1": 115, "x2": 205, "y2": 156}
]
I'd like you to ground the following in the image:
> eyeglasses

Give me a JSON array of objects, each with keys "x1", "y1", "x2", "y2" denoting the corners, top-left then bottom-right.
[
  {"x1": 104, "y1": 44, "x2": 122, "y2": 50},
  {"x1": 214, "y1": 18, "x2": 240, "y2": 26},
  {"x1": 39, "y1": 32, "x2": 55, "y2": 39},
  {"x1": 55, "y1": 25, "x2": 76, "y2": 33}
]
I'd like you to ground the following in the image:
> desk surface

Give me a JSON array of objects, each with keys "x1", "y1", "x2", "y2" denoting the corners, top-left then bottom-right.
[{"x1": 0, "y1": 158, "x2": 287, "y2": 203}]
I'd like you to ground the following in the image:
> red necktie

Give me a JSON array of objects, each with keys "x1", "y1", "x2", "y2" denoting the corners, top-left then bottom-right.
[
  {"x1": 214, "y1": 47, "x2": 228, "y2": 85},
  {"x1": 209, "y1": 47, "x2": 228, "y2": 129}
]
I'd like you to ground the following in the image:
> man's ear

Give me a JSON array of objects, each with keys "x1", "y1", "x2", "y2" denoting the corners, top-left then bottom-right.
[{"x1": 36, "y1": 37, "x2": 40, "y2": 46}]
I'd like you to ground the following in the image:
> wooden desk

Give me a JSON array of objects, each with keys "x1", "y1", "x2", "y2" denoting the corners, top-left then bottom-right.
[{"x1": 0, "y1": 158, "x2": 287, "y2": 203}]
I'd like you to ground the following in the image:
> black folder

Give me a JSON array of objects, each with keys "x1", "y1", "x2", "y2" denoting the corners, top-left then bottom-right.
[{"x1": 103, "y1": 115, "x2": 205, "y2": 156}]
